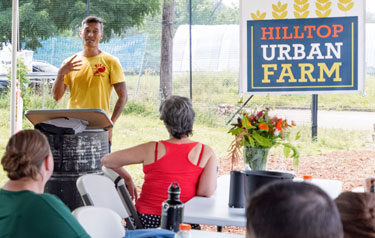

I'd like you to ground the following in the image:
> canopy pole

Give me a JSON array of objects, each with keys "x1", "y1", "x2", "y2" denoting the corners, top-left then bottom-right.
[
  {"x1": 189, "y1": 0, "x2": 192, "y2": 100},
  {"x1": 10, "y1": 0, "x2": 19, "y2": 136}
]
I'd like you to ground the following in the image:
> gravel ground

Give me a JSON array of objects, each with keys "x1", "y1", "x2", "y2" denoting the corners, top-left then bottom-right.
[{"x1": 203, "y1": 146, "x2": 375, "y2": 235}]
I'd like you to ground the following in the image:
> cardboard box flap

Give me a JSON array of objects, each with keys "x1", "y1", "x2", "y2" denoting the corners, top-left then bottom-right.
[{"x1": 25, "y1": 109, "x2": 113, "y2": 130}]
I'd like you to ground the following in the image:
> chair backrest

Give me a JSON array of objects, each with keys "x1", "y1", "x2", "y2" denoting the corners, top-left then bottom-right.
[
  {"x1": 102, "y1": 166, "x2": 143, "y2": 229},
  {"x1": 76, "y1": 174, "x2": 135, "y2": 229},
  {"x1": 72, "y1": 206, "x2": 125, "y2": 238}
]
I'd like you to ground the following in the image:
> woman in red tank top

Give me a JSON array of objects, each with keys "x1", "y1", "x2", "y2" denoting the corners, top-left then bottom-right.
[{"x1": 101, "y1": 95, "x2": 217, "y2": 228}]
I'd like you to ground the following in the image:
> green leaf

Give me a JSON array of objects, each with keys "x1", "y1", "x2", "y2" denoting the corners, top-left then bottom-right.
[
  {"x1": 243, "y1": 135, "x2": 250, "y2": 145},
  {"x1": 249, "y1": 136, "x2": 255, "y2": 147},
  {"x1": 229, "y1": 128, "x2": 242, "y2": 135},
  {"x1": 252, "y1": 134, "x2": 273, "y2": 147},
  {"x1": 242, "y1": 117, "x2": 250, "y2": 129},
  {"x1": 295, "y1": 130, "x2": 301, "y2": 140},
  {"x1": 283, "y1": 146, "x2": 291, "y2": 158}
]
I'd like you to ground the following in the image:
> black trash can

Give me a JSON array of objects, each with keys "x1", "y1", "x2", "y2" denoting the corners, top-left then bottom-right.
[
  {"x1": 25, "y1": 109, "x2": 113, "y2": 210},
  {"x1": 45, "y1": 129, "x2": 108, "y2": 210},
  {"x1": 241, "y1": 170, "x2": 295, "y2": 201}
]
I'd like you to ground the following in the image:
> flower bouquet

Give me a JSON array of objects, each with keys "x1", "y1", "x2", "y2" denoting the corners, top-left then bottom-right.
[{"x1": 228, "y1": 107, "x2": 300, "y2": 170}]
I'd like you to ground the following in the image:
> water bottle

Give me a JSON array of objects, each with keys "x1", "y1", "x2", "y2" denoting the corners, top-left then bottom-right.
[
  {"x1": 303, "y1": 175, "x2": 312, "y2": 182},
  {"x1": 160, "y1": 182, "x2": 184, "y2": 232},
  {"x1": 174, "y1": 224, "x2": 191, "y2": 238}
]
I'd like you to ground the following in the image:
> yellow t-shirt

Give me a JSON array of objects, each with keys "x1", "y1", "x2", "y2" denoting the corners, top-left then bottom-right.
[{"x1": 64, "y1": 51, "x2": 125, "y2": 116}]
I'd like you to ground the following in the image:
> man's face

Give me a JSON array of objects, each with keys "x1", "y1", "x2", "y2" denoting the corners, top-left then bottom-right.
[{"x1": 80, "y1": 22, "x2": 103, "y2": 48}]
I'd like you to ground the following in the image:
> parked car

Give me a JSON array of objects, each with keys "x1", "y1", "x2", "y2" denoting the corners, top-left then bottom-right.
[
  {"x1": 29, "y1": 61, "x2": 58, "y2": 93},
  {"x1": 32, "y1": 60, "x2": 59, "y2": 73},
  {"x1": 0, "y1": 79, "x2": 8, "y2": 93},
  {"x1": 0, "y1": 60, "x2": 58, "y2": 94}
]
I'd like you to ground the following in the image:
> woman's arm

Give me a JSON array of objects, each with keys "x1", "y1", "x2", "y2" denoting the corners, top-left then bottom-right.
[
  {"x1": 196, "y1": 146, "x2": 218, "y2": 197},
  {"x1": 101, "y1": 142, "x2": 154, "y2": 199},
  {"x1": 112, "y1": 167, "x2": 138, "y2": 200},
  {"x1": 101, "y1": 142, "x2": 153, "y2": 168}
]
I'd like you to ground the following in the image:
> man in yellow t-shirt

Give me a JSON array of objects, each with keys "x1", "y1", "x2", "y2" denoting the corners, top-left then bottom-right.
[{"x1": 52, "y1": 16, "x2": 127, "y2": 144}]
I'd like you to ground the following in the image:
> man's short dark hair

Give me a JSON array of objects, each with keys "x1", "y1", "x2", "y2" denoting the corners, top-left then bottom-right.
[
  {"x1": 246, "y1": 181, "x2": 343, "y2": 238},
  {"x1": 81, "y1": 16, "x2": 103, "y2": 32},
  {"x1": 159, "y1": 95, "x2": 195, "y2": 139}
]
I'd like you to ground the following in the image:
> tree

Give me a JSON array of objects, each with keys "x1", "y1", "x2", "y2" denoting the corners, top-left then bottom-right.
[
  {"x1": 160, "y1": 0, "x2": 174, "y2": 100},
  {"x1": 0, "y1": 0, "x2": 160, "y2": 50}
]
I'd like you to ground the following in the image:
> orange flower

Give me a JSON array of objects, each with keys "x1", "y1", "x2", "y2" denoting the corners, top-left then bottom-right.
[
  {"x1": 258, "y1": 123, "x2": 269, "y2": 130},
  {"x1": 276, "y1": 119, "x2": 282, "y2": 131},
  {"x1": 247, "y1": 121, "x2": 252, "y2": 126}
]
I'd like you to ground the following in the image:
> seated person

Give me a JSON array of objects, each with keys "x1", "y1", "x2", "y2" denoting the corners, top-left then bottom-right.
[
  {"x1": 246, "y1": 181, "x2": 343, "y2": 238},
  {"x1": 335, "y1": 192, "x2": 375, "y2": 238},
  {"x1": 0, "y1": 130, "x2": 89, "y2": 238},
  {"x1": 364, "y1": 177, "x2": 375, "y2": 193},
  {"x1": 101, "y1": 95, "x2": 217, "y2": 228}
]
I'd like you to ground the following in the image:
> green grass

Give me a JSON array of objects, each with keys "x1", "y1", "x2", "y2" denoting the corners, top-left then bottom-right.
[
  {"x1": 0, "y1": 72, "x2": 374, "y2": 187},
  {"x1": 1, "y1": 106, "x2": 371, "y2": 187}
]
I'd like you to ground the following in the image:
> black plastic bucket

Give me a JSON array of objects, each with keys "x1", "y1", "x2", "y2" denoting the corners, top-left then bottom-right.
[
  {"x1": 44, "y1": 130, "x2": 108, "y2": 210},
  {"x1": 228, "y1": 170, "x2": 246, "y2": 208},
  {"x1": 242, "y1": 170, "x2": 295, "y2": 201}
]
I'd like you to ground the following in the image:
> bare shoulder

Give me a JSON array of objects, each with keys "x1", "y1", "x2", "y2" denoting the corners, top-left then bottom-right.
[
  {"x1": 201, "y1": 144, "x2": 216, "y2": 157},
  {"x1": 135, "y1": 141, "x2": 156, "y2": 150},
  {"x1": 199, "y1": 143, "x2": 217, "y2": 167}
]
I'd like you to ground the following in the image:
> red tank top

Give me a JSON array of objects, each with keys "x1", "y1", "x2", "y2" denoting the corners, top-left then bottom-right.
[{"x1": 135, "y1": 141, "x2": 204, "y2": 215}]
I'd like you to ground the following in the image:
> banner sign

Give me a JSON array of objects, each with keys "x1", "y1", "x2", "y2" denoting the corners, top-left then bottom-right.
[{"x1": 240, "y1": 0, "x2": 365, "y2": 95}]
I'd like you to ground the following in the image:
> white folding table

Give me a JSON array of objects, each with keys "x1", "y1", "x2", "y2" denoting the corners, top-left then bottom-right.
[
  {"x1": 293, "y1": 177, "x2": 342, "y2": 199},
  {"x1": 183, "y1": 175, "x2": 246, "y2": 228},
  {"x1": 183, "y1": 174, "x2": 342, "y2": 230}
]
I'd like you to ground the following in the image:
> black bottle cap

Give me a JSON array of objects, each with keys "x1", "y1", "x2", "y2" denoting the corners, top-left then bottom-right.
[{"x1": 168, "y1": 182, "x2": 181, "y2": 194}]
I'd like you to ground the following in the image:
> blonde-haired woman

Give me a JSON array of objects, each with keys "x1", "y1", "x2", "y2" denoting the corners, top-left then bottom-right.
[{"x1": 0, "y1": 129, "x2": 89, "y2": 238}]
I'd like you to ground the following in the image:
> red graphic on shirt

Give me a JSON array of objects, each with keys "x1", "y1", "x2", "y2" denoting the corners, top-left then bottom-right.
[{"x1": 94, "y1": 64, "x2": 106, "y2": 76}]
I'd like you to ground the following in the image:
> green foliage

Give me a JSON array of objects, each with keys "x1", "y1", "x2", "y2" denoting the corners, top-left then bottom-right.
[
  {"x1": 6, "y1": 58, "x2": 31, "y2": 114},
  {"x1": 19, "y1": 3, "x2": 58, "y2": 49},
  {"x1": 0, "y1": 93, "x2": 10, "y2": 109},
  {"x1": 0, "y1": 0, "x2": 160, "y2": 50},
  {"x1": 228, "y1": 108, "x2": 300, "y2": 166},
  {"x1": 122, "y1": 99, "x2": 158, "y2": 116},
  {"x1": 175, "y1": 0, "x2": 238, "y2": 26}
]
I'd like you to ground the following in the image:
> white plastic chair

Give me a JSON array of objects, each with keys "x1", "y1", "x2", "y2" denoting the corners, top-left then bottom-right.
[
  {"x1": 76, "y1": 174, "x2": 135, "y2": 229},
  {"x1": 72, "y1": 206, "x2": 125, "y2": 238},
  {"x1": 102, "y1": 166, "x2": 143, "y2": 229}
]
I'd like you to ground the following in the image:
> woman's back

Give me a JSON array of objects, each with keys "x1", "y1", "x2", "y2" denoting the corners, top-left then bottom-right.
[
  {"x1": 135, "y1": 140, "x2": 205, "y2": 215},
  {"x1": 0, "y1": 189, "x2": 88, "y2": 238}
]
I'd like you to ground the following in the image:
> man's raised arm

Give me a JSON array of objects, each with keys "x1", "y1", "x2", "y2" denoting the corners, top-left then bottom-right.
[{"x1": 53, "y1": 55, "x2": 82, "y2": 101}]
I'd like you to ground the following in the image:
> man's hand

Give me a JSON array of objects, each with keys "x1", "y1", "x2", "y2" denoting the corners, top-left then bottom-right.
[
  {"x1": 53, "y1": 55, "x2": 83, "y2": 101},
  {"x1": 59, "y1": 55, "x2": 83, "y2": 75},
  {"x1": 108, "y1": 127, "x2": 113, "y2": 145}
]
